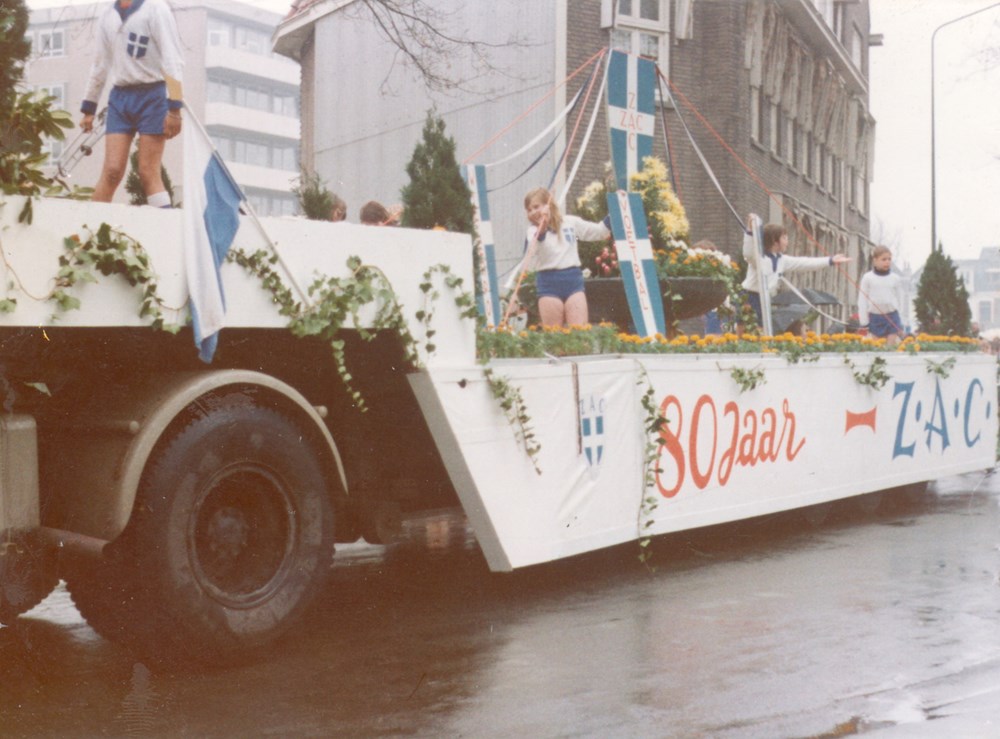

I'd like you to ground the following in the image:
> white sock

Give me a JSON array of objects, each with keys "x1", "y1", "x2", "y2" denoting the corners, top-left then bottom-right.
[{"x1": 147, "y1": 191, "x2": 171, "y2": 208}]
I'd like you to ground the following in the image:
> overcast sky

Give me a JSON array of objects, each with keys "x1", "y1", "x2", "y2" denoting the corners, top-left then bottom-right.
[
  {"x1": 25, "y1": 0, "x2": 1000, "y2": 270},
  {"x1": 869, "y1": 0, "x2": 1000, "y2": 270}
]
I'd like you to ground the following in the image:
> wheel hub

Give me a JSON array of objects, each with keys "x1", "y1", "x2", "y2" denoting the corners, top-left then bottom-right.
[{"x1": 191, "y1": 466, "x2": 295, "y2": 608}]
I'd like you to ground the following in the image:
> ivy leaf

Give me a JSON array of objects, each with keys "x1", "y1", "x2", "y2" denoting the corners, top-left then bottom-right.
[{"x1": 52, "y1": 290, "x2": 81, "y2": 312}]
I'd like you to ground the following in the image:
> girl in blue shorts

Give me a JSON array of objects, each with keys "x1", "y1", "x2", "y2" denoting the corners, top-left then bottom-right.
[{"x1": 508, "y1": 187, "x2": 611, "y2": 327}]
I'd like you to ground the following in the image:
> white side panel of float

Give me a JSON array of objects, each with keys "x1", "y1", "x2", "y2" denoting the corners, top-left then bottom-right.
[
  {"x1": 0, "y1": 197, "x2": 476, "y2": 366},
  {"x1": 412, "y1": 358, "x2": 646, "y2": 571},
  {"x1": 415, "y1": 353, "x2": 997, "y2": 571}
]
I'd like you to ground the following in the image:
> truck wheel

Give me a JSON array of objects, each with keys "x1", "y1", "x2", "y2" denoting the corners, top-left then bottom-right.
[
  {"x1": 91, "y1": 405, "x2": 333, "y2": 664},
  {"x1": 0, "y1": 533, "x2": 57, "y2": 624}
]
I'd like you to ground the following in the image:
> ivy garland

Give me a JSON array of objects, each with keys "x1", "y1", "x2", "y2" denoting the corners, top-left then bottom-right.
[
  {"x1": 53, "y1": 224, "x2": 182, "y2": 332},
  {"x1": 727, "y1": 364, "x2": 767, "y2": 393},
  {"x1": 230, "y1": 247, "x2": 419, "y2": 411},
  {"x1": 0, "y1": 223, "x2": 183, "y2": 329},
  {"x1": 482, "y1": 366, "x2": 542, "y2": 475},
  {"x1": 228, "y1": 246, "x2": 545, "y2": 465},
  {"x1": 416, "y1": 263, "x2": 479, "y2": 356},
  {"x1": 843, "y1": 354, "x2": 891, "y2": 390},
  {"x1": 636, "y1": 362, "x2": 666, "y2": 567},
  {"x1": 924, "y1": 356, "x2": 956, "y2": 379}
]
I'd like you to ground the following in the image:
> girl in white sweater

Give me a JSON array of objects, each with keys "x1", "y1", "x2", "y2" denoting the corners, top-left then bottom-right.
[
  {"x1": 858, "y1": 245, "x2": 906, "y2": 340},
  {"x1": 508, "y1": 188, "x2": 610, "y2": 327}
]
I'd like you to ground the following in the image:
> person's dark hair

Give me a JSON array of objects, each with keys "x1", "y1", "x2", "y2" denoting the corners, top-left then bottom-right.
[
  {"x1": 763, "y1": 223, "x2": 787, "y2": 250},
  {"x1": 360, "y1": 200, "x2": 390, "y2": 225}
]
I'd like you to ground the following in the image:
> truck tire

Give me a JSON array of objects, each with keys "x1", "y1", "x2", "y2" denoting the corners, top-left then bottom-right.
[
  {"x1": 0, "y1": 532, "x2": 57, "y2": 624},
  {"x1": 73, "y1": 404, "x2": 334, "y2": 665}
]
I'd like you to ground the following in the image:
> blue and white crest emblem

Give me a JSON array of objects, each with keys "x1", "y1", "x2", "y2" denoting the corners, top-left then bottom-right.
[{"x1": 580, "y1": 394, "x2": 607, "y2": 478}]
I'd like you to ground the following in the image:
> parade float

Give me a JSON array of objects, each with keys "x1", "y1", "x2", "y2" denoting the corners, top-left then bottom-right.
[{"x1": 0, "y1": 49, "x2": 993, "y2": 665}]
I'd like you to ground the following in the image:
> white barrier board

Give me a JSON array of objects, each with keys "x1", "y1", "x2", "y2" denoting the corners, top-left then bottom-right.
[{"x1": 412, "y1": 352, "x2": 998, "y2": 571}]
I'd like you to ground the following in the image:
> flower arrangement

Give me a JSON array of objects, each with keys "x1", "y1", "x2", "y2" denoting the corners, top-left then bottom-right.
[
  {"x1": 573, "y1": 157, "x2": 736, "y2": 289},
  {"x1": 477, "y1": 324, "x2": 981, "y2": 361}
]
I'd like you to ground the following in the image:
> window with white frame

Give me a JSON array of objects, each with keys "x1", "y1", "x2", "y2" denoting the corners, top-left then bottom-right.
[
  {"x1": 851, "y1": 27, "x2": 864, "y2": 70},
  {"x1": 608, "y1": 0, "x2": 668, "y2": 66},
  {"x1": 36, "y1": 29, "x2": 64, "y2": 58},
  {"x1": 772, "y1": 106, "x2": 783, "y2": 157},
  {"x1": 208, "y1": 18, "x2": 232, "y2": 47},
  {"x1": 856, "y1": 165, "x2": 867, "y2": 215},
  {"x1": 812, "y1": 0, "x2": 835, "y2": 29},
  {"x1": 211, "y1": 132, "x2": 299, "y2": 172},
  {"x1": 234, "y1": 25, "x2": 271, "y2": 56},
  {"x1": 793, "y1": 123, "x2": 804, "y2": 171},
  {"x1": 784, "y1": 116, "x2": 794, "y2": 165},
  {"x1": 750, "y1": 87, "x2": 761, "y2": 143},
  {"x1": 767, "y1": 100, "x2": 778, "y2": 154}
]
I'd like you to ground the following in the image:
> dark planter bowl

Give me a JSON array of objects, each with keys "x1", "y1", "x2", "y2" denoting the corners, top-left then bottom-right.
[{"x1": 585, "y1": 276, "x2": 728, "y2": 332}]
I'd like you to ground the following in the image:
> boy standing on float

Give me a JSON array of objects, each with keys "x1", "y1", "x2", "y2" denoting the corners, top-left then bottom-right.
[{"x1": 79, "y1": 0, "x2": 184, "y2": 207}]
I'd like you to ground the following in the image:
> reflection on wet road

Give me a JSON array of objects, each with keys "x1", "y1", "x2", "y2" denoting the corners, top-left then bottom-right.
[{"x1": 3, "y1": 471, "x2": 1000, "y2": 737}]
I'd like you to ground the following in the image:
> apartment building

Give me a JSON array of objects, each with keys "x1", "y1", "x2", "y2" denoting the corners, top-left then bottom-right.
[{"x1": 25, "y1": 0, "x2": 301, "y2": 216}]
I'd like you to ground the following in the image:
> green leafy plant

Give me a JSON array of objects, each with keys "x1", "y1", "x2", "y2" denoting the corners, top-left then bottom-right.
[
  {"x1": 400, "y1": 110, "x2": 474, "y2": 234},
  {"x1": 293, "y1": 171, "x2": 337, "y2": 221},
  {"x1": 1, "y1": 2, "x2": 84, "y2": 222},
  {"x1": 483, "y1": 367, "x2": 541, "y2": 474},
  {"x1": 914, "y1": 244, "x2": 972, "y2": 336},
  {"x1": 925, "y1": 356, "x2": 956, "y2": 379},
  {"x1": 843, "y1": 354, "x2": 891, "y2": 390},
  {"x1": 0, "y1": 3, "x2": 31, "y2": 103},
  {"x1": 0, "y1": 90, "x2": 75, "y2": 222},
  {"x1": 727, "y1": 364, "x2": 767, "y2": 393}
]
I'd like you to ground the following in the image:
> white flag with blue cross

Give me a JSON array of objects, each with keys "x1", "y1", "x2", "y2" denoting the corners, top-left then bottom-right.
[
  {"x1": 606, "y1": 190, "x2": 666, "y2": 337},
  {"x1": 607, "y1": 49, "x2": 656, "y2": 191}
]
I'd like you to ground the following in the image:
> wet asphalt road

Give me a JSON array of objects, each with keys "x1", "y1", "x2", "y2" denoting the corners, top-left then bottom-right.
[{"x1": 3, "y1": 470, "x2": 1000, "y2": 738}]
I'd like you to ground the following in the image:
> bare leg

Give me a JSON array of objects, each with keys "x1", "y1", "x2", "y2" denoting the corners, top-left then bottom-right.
[
  {"x1": 137, "y1": 133, "x2": 167, "y2": 200},
  {"x1": 92, "y1": 133, "x2": 134, "y2": 202},
  {"x1": 538, "y1": 296, "x2": 567, "y2": 327},
  {"x1": 564, "y1": 291, "x2": 589, "y2": 327}
]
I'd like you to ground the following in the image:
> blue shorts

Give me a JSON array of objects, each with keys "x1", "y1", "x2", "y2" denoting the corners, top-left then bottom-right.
[
  {"x1": 536, "y1": 267, "x2": 585, "y2": 302},
  {"x1": 107, "y1": 82, "x2": 168, "y2": 136},
  {"x1": 869, "y1": 311, "x2": 902, "y2": 338}
]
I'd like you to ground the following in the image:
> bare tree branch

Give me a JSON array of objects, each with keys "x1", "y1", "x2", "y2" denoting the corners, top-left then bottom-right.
[{"x1": 345, "y1": 0, "x2": 529, "y2": 95}]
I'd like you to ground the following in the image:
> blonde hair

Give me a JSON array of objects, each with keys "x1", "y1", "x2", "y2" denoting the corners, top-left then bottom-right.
[
  {"x1": 871, "y1": 244, "x2": 891, "y2": 260},
  {"x1": 524, "y1": 187, "x2": 562, "y2": 233}
]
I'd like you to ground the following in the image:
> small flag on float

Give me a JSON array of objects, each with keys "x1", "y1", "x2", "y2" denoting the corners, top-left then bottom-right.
[
  {"x1": 182, "y1": 105, "x2": 244, "y2": 363},
  {"x1": 461, "y1": 164, "x2": 501, "y2": 327},
  {"x1": 606, "y1": 190, "x2": 666, "y2": 338},
  {"x1": 607, "y1": 49, "x2": 656, "y2": 191}
]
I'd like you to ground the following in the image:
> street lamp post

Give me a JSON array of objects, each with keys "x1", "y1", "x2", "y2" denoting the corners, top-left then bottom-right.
[{"x1": 931, "y1": 2, "x2": 1000, "y2": 253}]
